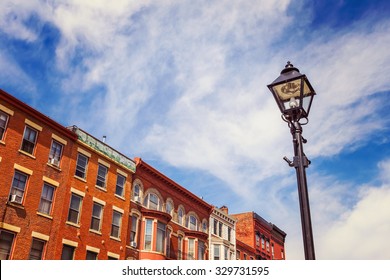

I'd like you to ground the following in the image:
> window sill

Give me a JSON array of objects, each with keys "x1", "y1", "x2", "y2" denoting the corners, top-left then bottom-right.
[
  {"x1": 95, "y1": 185, "x2": 107, "y2": 192},
  {"x1": 47, "y1": 162, "x2": 61, "y2": 172},
  {"x1": 110, "y1": 236, "x2": 121, "y2": 242},
  {"x1": 0, "y1": 140, "x2": 5, "y2": 146},
  {"x1": 74, "y1": 175, "x2": 87, "y2": 183},
  {"x1": 18, "y1": 149, "x2": 36, "y2": 159},
  {"x1": 6, "y1": 201, "x2": 25, "y2": 209},
  {"x1": 89, "y1": 229, "x2": 102, "y2": 235},
  {"x1": 66, "y1": 221, "x2": 80, "y2": 228},
  {"x1": 115, "y1": 194, "x2": 125, "y2": 201},
  {"x1": 37, "y1": 212, "x2": 53, "y2": 220}
]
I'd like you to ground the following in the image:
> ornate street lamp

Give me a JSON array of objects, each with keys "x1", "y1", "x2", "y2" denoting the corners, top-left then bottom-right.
[{"x1": 267, "y1": 61, "x2": 316, "y2": 260}]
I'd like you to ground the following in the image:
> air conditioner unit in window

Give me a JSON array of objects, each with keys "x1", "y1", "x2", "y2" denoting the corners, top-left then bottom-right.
[
  {"x1": 49, "y1": 158, "x2": 59, "y2": 166},
  {"x1": 130, "y1": 241, "x2": 137, "y2": 248},
  {"x1": 10, "y1": 194, "x2": 21, "y2": 204}
]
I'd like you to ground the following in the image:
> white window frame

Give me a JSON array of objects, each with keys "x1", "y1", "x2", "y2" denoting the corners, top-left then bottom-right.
[
  {"x1": 9, "y1": 171, "x2": 28, "y2": 204},
  {"x1": 115, "y1": 174, "x2": 126, "y2": 197},
  {"x1": 0, "y1": 110, "x2": 9, "y2": 141},
  {"x1": 21, "y1": 125, "x2": 38, "y2": 155},
  {"x1": 111, "y1": 210, "x2": 122, "y2": 239},
  {"x1": 48, "y1": 140, "x2": 63, "y2": 167},
  {"x1": 75, "y1": 153, "x2": 89, "y2": 179},
  {"x1": 67, "y1": 193, "x2": 82, "y2": 224},
  {"x1": 90, "y1": 202, "x2": 103, "y2": 232},
  {"x1": 156, "y1": 221, "x2": 166, "y2": 253},
  {"x1": 96, "y1": 163, "x2": 108, "y2": 189},
  {"x1": 38, "y1": 183, "x2": 55, "y2": 215},
  {"x1": 144, "y1": 219, "x2": 153, "y2": 251}
]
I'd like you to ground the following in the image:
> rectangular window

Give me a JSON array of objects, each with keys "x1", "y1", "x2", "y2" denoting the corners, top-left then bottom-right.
[
  {"x1": 228, "y1": 227, "x2": 232, "y2": 242},
  {"x1": 218, "y1": 222, "x2": 223, "y2": 237},
  {"x1": 29, "y1": 238, "x2": 46, "y2": 260},
  {"x1": 213, "y1": 219, "x2": 218, "y2": 235},
  {"x1": 214, "y1": 244, "x2": 220, "y2": 260},
  {"x1": 75, "y1": 153, "x2": 88, "y2": 179},
  {"x1": 38, "y1": 183, "x2": 55, "y2": 215},
  {"x1": 224, "y1": 246, "x2": 228, "y2": 260},
  {"x1": 96, "y1": 164, "x2": 108, "y2": 188},
  {"x1": 90, "y1": 203, "x2": 103, "y2": 232},
  {"x1": 198, "y1": 241, "x2": 205, "y2": 260},
  {"x1": 9, "y1": 171, "x2": 28, "y2": 204},
  {"x1": 115, "y1": 174, "x2": 126, "y2": 197},
  {"x1": 0, "y1": 230, "x2": 15, "y2": 260},
  {"x1": 156, "y1": 222, "x2": 166, "y2": 253},
  {"x1": 166, "y1": 228, "x2": 171, "y2": 258},
  {"x1": 67, "y1": 193, "x2": 82, "y2": 224},
  {"x1": 48, "y1": 140, "x2": 63, "y2": 167},
  {"x1": 21, "y1": 126, "x2": 38, "y2": 154},
  {"x1": 144, "y1": 219, "x2": 153, "y2": 250},
  {"x1": 61, "y1": 244, "x2": 75, "y2": 260},
  {"x1": 130, "y1": 215, "x2": 138, "y2": 244},
  {"x1": 188, "y1": 238, "x2": 195, "y2": 260},
  {"x1": 0, "y1": 111, "x2": 9, "y2": 141},
  {"x1": 86, "y1": 251, "x2": 98, "y2": 260},
  {"x1": 177, "y1": 236, "x2": 183, "y2": 260},
  {"x1": 111, "y1": 210, "x2": 122, "y2": 239}
]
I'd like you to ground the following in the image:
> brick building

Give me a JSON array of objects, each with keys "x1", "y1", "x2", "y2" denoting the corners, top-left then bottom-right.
[
  {"x1": 0, "y1": 89, "x2": 78, "y2": 259},
  {"x1": 127, "y1": 158, "x2": 213, "y2": 260},
  {"x1": 1, "y1": 89, "x2": 287, "y2": 260},
  {"x1": 59, "y1": 126, "x2": 136, "y2": 260},
  {"x1": 0, "y1": 89, "x2": 136, "y2": 259},
  {"x1": 232, "y1": 212, "x2": 286, "y2": 260}
]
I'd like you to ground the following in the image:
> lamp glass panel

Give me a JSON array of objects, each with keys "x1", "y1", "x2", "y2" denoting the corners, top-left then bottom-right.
[{"x1": 272, "y1": 78, "x2": 302, "y2": 101}]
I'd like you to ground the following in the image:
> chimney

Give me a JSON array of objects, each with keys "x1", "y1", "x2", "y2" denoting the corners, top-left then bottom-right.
[{"x1": 220, "y1": 205, "x2": 228, "y2": 215}]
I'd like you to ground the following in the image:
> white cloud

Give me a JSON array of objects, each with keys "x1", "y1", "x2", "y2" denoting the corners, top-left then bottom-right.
[{"x1": 1, "y1": 0, "x2": 390, "y2": 260}]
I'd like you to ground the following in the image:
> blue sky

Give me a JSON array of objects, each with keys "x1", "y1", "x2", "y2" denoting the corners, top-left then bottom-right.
[{"x1": 1, "y1": 0, "x2": 390, "y2": 259}]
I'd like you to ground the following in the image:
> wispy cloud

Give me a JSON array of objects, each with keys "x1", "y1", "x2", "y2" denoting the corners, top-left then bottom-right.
[{"x1": 1, "y1": 0, "x2": 390, "y2": 259}]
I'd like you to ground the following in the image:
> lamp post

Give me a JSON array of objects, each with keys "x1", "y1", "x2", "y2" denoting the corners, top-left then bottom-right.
[{"x1": 267, "y1": 61, "x2": 316, "y2": 260}]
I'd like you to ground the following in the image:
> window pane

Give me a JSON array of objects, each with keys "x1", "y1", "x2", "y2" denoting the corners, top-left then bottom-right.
[
  {"x1": 130, "y1": 215, "x2": 138, "y2": 243},
  {"x1": 0, "y1": 230, "x2": 15, "y2": 260},
  {"x1": 156, "y1": 222, "x2": 166, "y2": 253},
  {"x1": 67, "y1": 194, "x2": 82, "y2": 224},
  {"x1": 75, "y1": 153, "x2": 88, "y2": 178},
  {"x1": 29, "y1": 239, "x2": 45, "y2": 260},
  {"x1": 90, "y1": 203, "x2": 102, "y2": 231},
  {"x1": 214, "y1": 244, "x2": 220, "y2": 260},
  {"x1": 21, "y1": 126, "x2": 37, "y2": 154},
  {"x1": 49, "y1": 140, "x2": 63, "y2": 165},
  {"x1": 38, "y1": 184, "x2": 55, "y2": 215},
  {"x1": 115, "y1": 174, "x2": 125, "y2": 196},
  {"x1": 10, "y1": 171, "x2": 28, "y2": 203},
  {"x1": 0, "y1": 111, "x2": 9, "y2": 140},
  {"x1": 144, "y1": 219, "x2": 152, "y2": 250},
  {"x1": 188, "y1": 239, "x2": 195, "y2": 260},
  {"x1": 61, "y1": 245, "x2": 75, "y2": 260},
  {"x1": 86, "y1": 251, "x2": 98, "y2": 260},
  {"x1": 96, "y1": 164, "x2": 108, "y2": 188},
  {"x1": 111, "y1": 211, "x2": 122, "y2": 238}
]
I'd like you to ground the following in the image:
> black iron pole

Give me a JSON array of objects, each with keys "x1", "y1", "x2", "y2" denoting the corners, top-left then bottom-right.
[{"x1": 290, "y1": 119, "x2": 316, "y2": 260}]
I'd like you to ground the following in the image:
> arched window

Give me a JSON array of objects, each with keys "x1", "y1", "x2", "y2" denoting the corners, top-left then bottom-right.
[
  {"x1": 202, "y1": 219, "x2": 208, "y2": 233},
  {"x1": 166, "y1": 200, "x2": 173, "y2": 215},
  {"x1": 177, "y1": 206, "x2": 184, "y2": 225},
  {"x1": 187, "y1": 215, "x2": 198, "y2": 231},
  {"x1": 132, "y1": 179, "x2": 143, "y2": 203},
  {"x1": 143, "y1": 193, "x2": 161, "y2": 211}
]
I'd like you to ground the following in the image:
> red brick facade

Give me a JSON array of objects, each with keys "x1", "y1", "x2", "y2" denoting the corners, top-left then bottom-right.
[
  {"x1": 1, "y1": 89, "x2": 286, "y2": 260},
  {"x1": 126, "y1": 158, "x2": 212, "y2": 260},
  {"x1": 232, "y1": 212, "x2": 286, "y2": 260}
]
